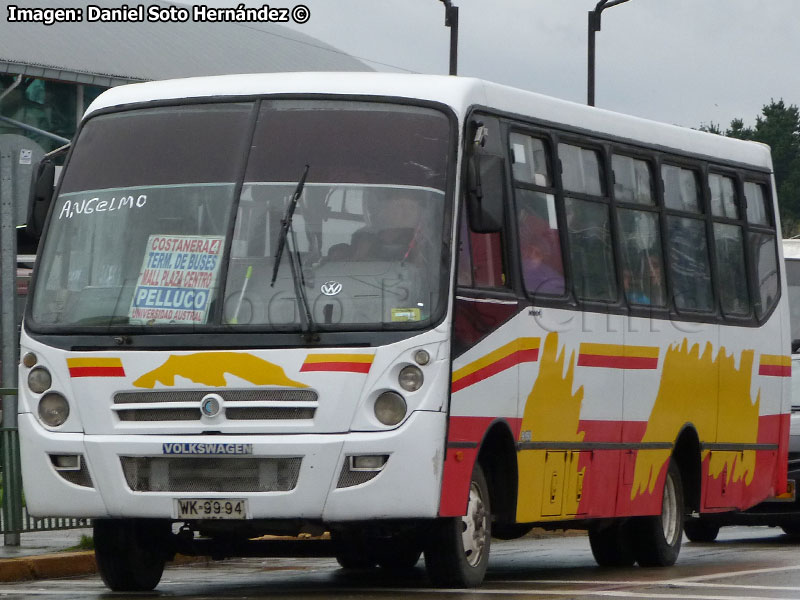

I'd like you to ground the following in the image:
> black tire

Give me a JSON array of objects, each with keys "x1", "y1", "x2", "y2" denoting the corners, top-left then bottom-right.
[
  {"x1": 632, "y1": 459, "x2": 684, "y2": 567},
  {"x1": 332, "y1": 530, "x2": 376, "y2": 570},
  {"x1": 781, "y1": 522, "x2": 800, "y2": 536},
  {"x1": 684, "y1": 518, "x2": 720, "y2": 542},
  {"x1": 376, "y1": 539, "x2": 422, "y2": 571},
  {"x1": 588, "y1": 521, "x2": 635, "y2": 567},
  {"x1": 94, "y1": 518, "x2": 171, "y2": 592},
  {"x1": 424, "y1": 463, "x2": 491, "y2": 588},
  {"x1": 335, "y1": 552, "x2": 376, "y2": 569}
]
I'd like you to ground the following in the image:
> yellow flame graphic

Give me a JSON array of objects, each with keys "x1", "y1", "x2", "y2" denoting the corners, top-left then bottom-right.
[
  {"x1": 517, "y1": 333, "x2": 585, "y2": 520},
  {"x1": 133, "y1": 352, "x2": 308, "y2": 389},
  {"x1": 632, "y1": 340, "x2": 758, "y2": 499}
]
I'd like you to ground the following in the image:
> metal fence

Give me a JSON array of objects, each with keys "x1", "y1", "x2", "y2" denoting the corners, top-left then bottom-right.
[{"x1": 1, "y1": 132, "x2": 90, "y2": 543}]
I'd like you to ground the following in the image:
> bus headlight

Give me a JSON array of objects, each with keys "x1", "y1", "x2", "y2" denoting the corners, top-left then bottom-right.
[
  {"x1": 374, "y1": 391, "x2": 407, "y2": 426},
  {"x1": 22, "y1": 352, "x2": 38, "y2": 368},
  {"x1": 28, "y1": 367, "x2": 52, "y2": 394},
  {"x1": 38, "y1": 393, "x2": 70, "y2": 427},
  {"x1": 414, "y1": 349, "x2": 431, "y2": 366},
  {"x1": 398, "y1": 365, "x2": 423, "y2": 392}
]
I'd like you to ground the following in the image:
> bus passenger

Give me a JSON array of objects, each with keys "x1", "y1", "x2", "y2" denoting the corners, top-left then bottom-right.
[{"x1": 519, "y1": 211, "x2": 565, "y2": 295}]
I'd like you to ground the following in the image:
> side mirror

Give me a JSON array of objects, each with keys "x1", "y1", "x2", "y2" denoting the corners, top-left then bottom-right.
[
  {"x1": 26, "y1": 158, "x2": 56, "y2": 240},
  {"x1": 466, "y1": 153, "x2": 505, "y2": 233}
]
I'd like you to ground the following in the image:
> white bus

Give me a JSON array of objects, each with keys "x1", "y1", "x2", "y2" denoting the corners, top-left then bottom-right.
[{"x1": 19, "y1": 73, "x2": 790, "y2": 591}]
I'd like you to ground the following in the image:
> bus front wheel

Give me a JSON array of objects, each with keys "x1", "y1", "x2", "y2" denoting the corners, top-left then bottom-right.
[
  {"x1": 424, "y1": 463, "x2": 491, "y2": 587},
  {"x1": 94, "y1": 518, "x2": 171, "y2": 591},
  {"x1": 633, "y1": 459, "x2": 684, "y2": 567}
]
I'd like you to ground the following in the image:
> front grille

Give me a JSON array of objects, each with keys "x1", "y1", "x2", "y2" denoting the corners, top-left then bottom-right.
[
  {"x1": 226, "y1": 407, "x2": 315, "y2": 420},
  {"x1": 117, "y1": 408, "x2": 201, "y2": 421},
  {"x1": 54, "y1": 459, "x2": 94, "y2": 488},
  {"x1": 113, "y1": 389, "x2": 318, "y2": 422},
  {"x1": 121, "y1": 456, "x2": 302, "y2": 493},
  {"x1": 336, "y1": 461, "x2": 380, "y2": 488}
]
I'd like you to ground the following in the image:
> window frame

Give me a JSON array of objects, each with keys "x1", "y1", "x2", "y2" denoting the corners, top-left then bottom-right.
[
  {"x1": 458, "y1": 105, "x2": 780, "y2": 328},
  {"x1": 706, "y1": 168, "x2": 754, "y2": 321},
  {"x1": 556, "y1": 135, "x2": 621, "y2": 306},
  {"x1": 507, "y1": 126, "x2": 570, "y2": 301},
  {"x1": 610, "y1": 150, "x2": 669, "y2": 314},
  {"x1": 742, "y1": 178, "x2": 780, "y2": 321}
]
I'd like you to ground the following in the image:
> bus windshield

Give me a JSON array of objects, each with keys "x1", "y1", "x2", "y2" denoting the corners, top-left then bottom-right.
[{"x1": 30, "y1": 100, "x2": 452, "y2": 332}]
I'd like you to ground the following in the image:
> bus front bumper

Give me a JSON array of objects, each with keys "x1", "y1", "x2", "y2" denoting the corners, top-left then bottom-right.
[{"x1": 18, "y1": 411, "x2": 446, "y2": 522}]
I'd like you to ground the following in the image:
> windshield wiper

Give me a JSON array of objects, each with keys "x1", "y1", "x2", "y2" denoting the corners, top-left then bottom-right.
[{"x1": 270, "y1": 165, "x2": 317, "y2": 342}]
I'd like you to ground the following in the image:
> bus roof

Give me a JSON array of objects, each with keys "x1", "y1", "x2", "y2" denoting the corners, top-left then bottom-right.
[{"x1": 86, "y1": 72, "x2": 772, "y2": 170}]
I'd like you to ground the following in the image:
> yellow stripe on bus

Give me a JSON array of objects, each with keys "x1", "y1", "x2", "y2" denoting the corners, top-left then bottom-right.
[
  {"x1": 759, "y1": 354, "x2": 791, "y2": 367},
  {"x1": 578, "y1": 343, "x2": 660, "y2": 359},
  {"x1": 452, "y1": 337, "x2": 540, "y2": 382},
  {"x1": 303, "y1": 354, "x2": 374, "y2": 364},
  {"x1": 66, "y1": 357, "x2": 123, "y2": 368}
]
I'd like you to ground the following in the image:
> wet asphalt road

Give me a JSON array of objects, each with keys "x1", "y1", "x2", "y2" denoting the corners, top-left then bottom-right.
[{"x1": 4, "y1": 526, "x2": 800, "y2": 599}]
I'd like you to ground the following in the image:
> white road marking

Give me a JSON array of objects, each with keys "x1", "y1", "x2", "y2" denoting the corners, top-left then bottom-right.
[
  {"x1": 666, "y1": 563, "x2": 800, "y2": 582},
  {"x1": 357, "y1": 588, "x2": 799, "y2": 599},
  {"x1": 524, "y1": 577, "x2": 800, "y2": 591}
]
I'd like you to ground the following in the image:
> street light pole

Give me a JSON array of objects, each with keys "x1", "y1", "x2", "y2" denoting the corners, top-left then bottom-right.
[
  {"x1": 587, "y1": 0, "x2": 631, "y2": 106},
  {"x1": 439, "y1": 0, "x2": 459, "y2": 76}
]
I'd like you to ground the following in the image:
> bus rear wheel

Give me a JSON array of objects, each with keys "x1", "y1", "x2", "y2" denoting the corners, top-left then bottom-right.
[
  {"x1": 588, "y1": 521, "x2": 635, "y2": 567},
  {"x1": 684, "y1": 517, "x2": 720, "y2": 542},
  {"x1": 633, "y1": 459, "x2": 684, "y2": 567},
  {"x1": 424, "y1": 463, "x2": 491, "y2": 587},
  {"x1": 94, "y1": 518, "x2": 171, "y2": 591}
]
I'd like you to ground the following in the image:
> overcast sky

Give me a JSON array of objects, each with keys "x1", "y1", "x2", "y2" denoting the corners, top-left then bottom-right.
[{"x1": 188, "y1": 0, "x2": 797, "y2": 130}]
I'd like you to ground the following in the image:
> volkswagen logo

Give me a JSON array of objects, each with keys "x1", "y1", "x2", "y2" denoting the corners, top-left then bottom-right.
[
  {"x1": 321, "y1": 281, "x2": 343, "y2": 296},
  {"x1": 200, "y1": 393, "x2": 222, "y2": 418}
]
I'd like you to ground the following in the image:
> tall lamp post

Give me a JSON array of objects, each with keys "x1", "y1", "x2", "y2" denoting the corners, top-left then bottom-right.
[
  {"x1": 439, "y1": 0, "x2": 459, "y2": 75},
  {"x1": 587, "y1": 0, "x2": 631, "y2": 106}
]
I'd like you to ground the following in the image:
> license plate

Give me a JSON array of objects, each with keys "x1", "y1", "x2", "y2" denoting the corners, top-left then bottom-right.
[{"x1": 174, "y1": 498, "x2": 249, "y2": 520}]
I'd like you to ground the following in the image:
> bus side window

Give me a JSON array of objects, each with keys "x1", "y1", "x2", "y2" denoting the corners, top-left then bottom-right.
[
  {"x1": 612, "y1": 154, "x2": 665, "y2": 306},
  {"x1": 714, "y1": 222, "x2": 749, "y2": 315},
  {"x1": 745, "y1": 181, "x2": 778, "y2": 319},
  {"x1": 749, "y1": 232, "x2": 778, "y2": 319},
  {"x1": 559, "y1": 143, "x2": 616, "y2": 302},
  {"x1": 510, "y1": 132, "x2": 564, "y2": 296},
  {"x1": 744, "y1": 181, "x2": 770, "y2": 226},
  {"x1": 456, "y1": 203, "x2": 507, "y2": 289},
  {"x1": 618, "y1": 209, "x2": 666, "y2": 306},
  {"x1": 662, "y1": 165, "x2": 713, "y2": 312},
  {"x1": 469, "y1": 229, "x2": 506, "y2": 288},
  {"x1": 709, "y1": 173, "x2": 749, "y2": 316},
  {"x1": 457, "y1": 208, "x2": 473, "y2": 286}
]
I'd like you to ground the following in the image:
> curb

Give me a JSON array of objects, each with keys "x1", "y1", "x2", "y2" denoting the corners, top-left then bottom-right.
[
  {"x1": 0, "y1": 551, "x2": 96, "y2": 582},
  {"x1": 0, "y1": 552, "x2": 209, "y2": 583}
]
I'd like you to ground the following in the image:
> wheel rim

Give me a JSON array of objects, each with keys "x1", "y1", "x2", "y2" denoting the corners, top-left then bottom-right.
[
  {"x1": 461, "y1": 480, "x2": 488, "y2": 567},
  {"x1": 661, "y1": 473, "x2": 679, "y2": 545}
]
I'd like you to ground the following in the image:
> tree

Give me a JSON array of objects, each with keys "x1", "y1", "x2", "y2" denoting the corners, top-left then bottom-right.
[{"x1": 710, "y1": 100, "x2": 800, "y2": 235}]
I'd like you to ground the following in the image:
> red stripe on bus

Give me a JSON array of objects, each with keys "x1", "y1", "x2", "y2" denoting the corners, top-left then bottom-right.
[
  {"x1": 300, "y1": 362, "x2": 372, "y2": 374},
  {"x1": 69, "y1": 366, "x2": 126, "y2": 378},
  {"x1": 759, "y1": 364, "x2": 791, "y2": 377},
  {"x1": 451, "y1": 348, "x2": 539, "y2": 393},
  {"x1": 577, "y1": 355, "x2": 658, "y2": 370}
]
